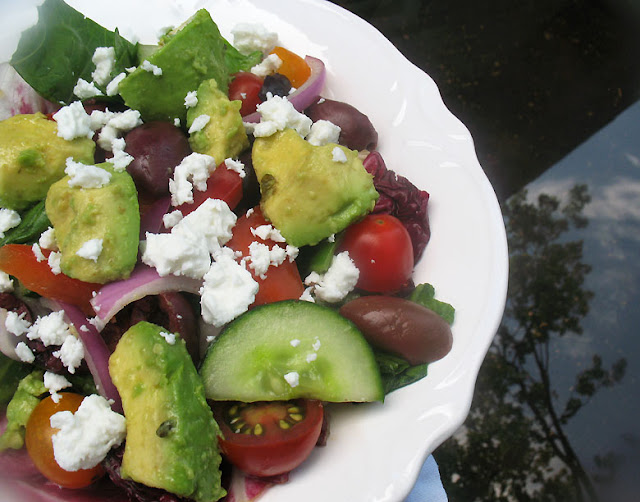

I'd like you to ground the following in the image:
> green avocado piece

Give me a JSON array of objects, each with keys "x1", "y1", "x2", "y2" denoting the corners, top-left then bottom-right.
[
  {"x1": 252, "y1": 129, "x2": 379, "y2": 247},
  {"x1": 200, "y1": 300, "x2": 384, "y2": 403},
  {"x1": 187, "y1": 79, "x2": 249, "y2": 164},
  {"x1": 45, "y1": 163, "x2": 139, "y2": 284},
  {"x1": 0, "y1": 114, "x2": 95, "y2": 210},
  {"x1": 118, "y1": 10, "x2": 234, "y2": 123},
  {"x1": 109, "y1": 322, "x2": 225, "y2": 502}
]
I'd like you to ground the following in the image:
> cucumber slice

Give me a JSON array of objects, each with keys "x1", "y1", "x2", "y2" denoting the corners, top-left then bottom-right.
[{"x1": 200, "y1": 300, "x2": 384, "y2": 402}]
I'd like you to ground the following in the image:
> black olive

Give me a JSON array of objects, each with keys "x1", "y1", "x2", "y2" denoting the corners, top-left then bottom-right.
[{"x1": 258, "y1": 73, "x2": 292, "y2": 101}]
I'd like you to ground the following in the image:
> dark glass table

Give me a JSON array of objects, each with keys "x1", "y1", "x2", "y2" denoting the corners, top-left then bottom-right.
[{"x1": 333, "y1": 1, "x2": 640, "y2": 500}]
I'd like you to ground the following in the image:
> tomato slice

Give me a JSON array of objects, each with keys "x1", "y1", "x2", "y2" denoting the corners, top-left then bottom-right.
[
  {"x1": 0, "y1": 244, "x2": 100, "y2": 315},
  {"x1": 227, "y1": 207, "x2": 304, "y2": 306},
  {"x1": 211, "y1": 399, "x2": 324, "y2": 477},
  {"x1": 228, "y1": 72, "x2": 264, "y2": 116},
  {"x1": 270, "y1": 47, "x2": 311, "y2": 88},
  {"x1": 176, "y1": 162, "x2": 243, "y2": 216},
  {"x1": 339, "y1": 214, "x2": 414, "y2": 293},
  {"x1": 25, "y1": 393, "x2": 105, "y2": 488}
]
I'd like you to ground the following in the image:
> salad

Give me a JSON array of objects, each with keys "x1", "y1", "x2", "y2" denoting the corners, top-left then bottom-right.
[{"x1": 0, "y1": 0, "x2": 459, "y2": 501}]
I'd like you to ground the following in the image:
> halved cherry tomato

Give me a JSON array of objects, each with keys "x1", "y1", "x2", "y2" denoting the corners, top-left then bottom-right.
[
  {"x1": 211, "y1": 399, "x2": 324, "y2": 477},
  {"x1": 270, "y1": 47, "x2": 311, "y2": 88},
  {"x1": 176, "y1": 163, "x2": 243, "y2": 216},
  {"x1": 25, "y1": 393, "x2": 105, "y2": 488},
  {"x1": 339, "y1": 214, "x2": 414, "y2": 293},
  {"x1": 0, "y1": 244, "x2": 100, "y2": 315},
  {"x1": 227, "y1": 207, "x2": 305, "y2": 306},
  {"x1": 228, "y1": 72, "x2": 264, "y2": 116}
]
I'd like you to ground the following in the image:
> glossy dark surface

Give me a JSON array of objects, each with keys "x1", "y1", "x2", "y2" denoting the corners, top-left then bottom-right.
[{"x1": 334, "y1": 1, "x2": 640, "y2": 500}]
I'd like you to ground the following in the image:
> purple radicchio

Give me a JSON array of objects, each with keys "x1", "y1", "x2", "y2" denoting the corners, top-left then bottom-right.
[{"x1": 363, "y1": 151, "x2": 431, "y2": 262}]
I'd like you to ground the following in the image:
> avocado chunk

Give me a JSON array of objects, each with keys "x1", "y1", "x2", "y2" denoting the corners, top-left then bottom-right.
[
  {"x1": 0, "y1": 113, "x2": 95, "y2": 210},
  {"x1": 187, "y1": 79, "x2": 249, "y2": 164},
  {"x1": 118, "y1": 9, "x2": 257, "y2": 123},
  {"x1": 45, "y1": 163, "x2": 139, "y2": 283},
  {"x1": 252, "y1": 129, "x2": 379, "y2": 247},
  {"x1": 109, "y1": 322, "x2": 225, "y2": 502},
  {"x1": 200, "y1": 300, "x2": 384, "y2": 403}
]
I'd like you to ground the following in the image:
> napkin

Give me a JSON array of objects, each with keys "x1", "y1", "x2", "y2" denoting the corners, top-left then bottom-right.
[{"x1": 404, "y1": 455, "x2": 448, "y2": 501}]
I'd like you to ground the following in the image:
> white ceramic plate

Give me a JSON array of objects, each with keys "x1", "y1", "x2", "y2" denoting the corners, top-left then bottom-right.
[{"x1": 1, "y1": 1, "x2": 508, "y2": 501}]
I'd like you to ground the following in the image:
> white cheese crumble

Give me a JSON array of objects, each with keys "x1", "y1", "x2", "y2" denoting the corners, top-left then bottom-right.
[
  {"x1": 44, "y1": 371, "x2": 72, "y2": 403},
  {"x1": 284, "y1": 371, "x2": 299, "y2": 388},
  {"x1": 0, "y1": 208, "x2": 21, "y2": 238},
  {"x1": 140, "y1": 60, "x2": 163, "y2": 76},
  {"x1": 65, "y1": 158, "x2": 112, "y2": 188},
  {"x1": 252, "y1": 95, "x2": 312, "y2": 138},
  {"x1": 142, "y1": 231, "x2": 211, "y2": 279},
  {"x1": 251, "y1": 224, "x2": 286, "y2": 243},
  {"x1": 76, "y1": 238, "x2": 103, "y2": 262},
  {"x1": 53, "y1": 101, "x2": 93, "y2": 140},
  {"x1": 332, "y1": 146, "x2": 348, "y2": 163},
  {"x1": 299, "y1": 286, "x2": 315, "y2": 303},
  {"x1": 39, "y1": 227, "x2": 58, "y2": 251},
  {"x1": 52, "y1": 335, "x2": 84, "y2": 374},
  {"x1": 159, "y1": 331, "x2": 176, "y2": 345},
  {"x1": 200, "y1": 254, "x2": 258, "y2": 327},
  {"x1": 188, "y1": 114, "x2": 211, "y2": 134},
  {"x1": 306, "y1": 120, "x2": 341, "y2": 146},
  {"x1": 163, "y1": 209, "x2": 183, "y2": 229},
  {"x1": 50, "y1": 394, "x2": 126, "y2": 471},
  {"x1": 224, "y1": 158, "x2": 246, "y2": 178},
  {"x1": 231, "y1": 23, "x2": 278, "y2": 55},
  {"x1": 110, "y1": 137, "x2": 134, "y2": 171},
  {"x1": 32, "y1": 243, "x2": 46, "y2": 262},
  {"x1": 91, "y1": 47, "x2": 116, "y2": 86},
  {"x1": 290, "y1": 339, "x2": 301, "y2": 347},
  {"x1": 184, "y1": 90, "x2": 198, "y2": 108},
  {"x1": 304, "y1": 251, "x2": 359, "y2": 303},
  {"x1": 306, "y1": 353, "x2": 317, "y2": 363},
  {"x1": 174, "y1": 118, "x2": 181, "y2": 128},
  {"x1": 14, "y1": 342, "x2": 35, "y2": 363},
  {"x1": 168, "y1": 152, "x2": 216, "y2": 206},
  {"x1": 48, "y1": 251, "x2": 62, "y2": 275},
  {"x1": 106, "y1": 72, "x2": 126, "y2": 97},
  {"x1": 173, "y1": 198, "x2": 237, "y2": 255},
  {"x1": 73, "y1": 78, "x2": 103, "y2": 99},
  {"x1": 5, "y1": 310, "x2": 31, "y2": 336},
  {"x1": 0, "y1": 271, "x2": 13, "y2": 292},
  {"x1": 91, "y1": 109, "x2": 143, "y2": 151},
  {"x1": 250, "y1": 53, "x2": 282, "y2": 78},
  {"x1": 26, "y1": 311, "x2": 72, "y2": 347}
]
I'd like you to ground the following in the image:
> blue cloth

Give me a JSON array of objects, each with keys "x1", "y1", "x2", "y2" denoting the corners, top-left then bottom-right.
[{"x1": 404, "y1": 455, "x2": 448, "y2": 502}]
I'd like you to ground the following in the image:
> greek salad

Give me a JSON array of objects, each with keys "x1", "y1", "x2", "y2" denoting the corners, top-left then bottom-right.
[{"x1": 0, "y1": 0, "x2": 455, "y2": 500}]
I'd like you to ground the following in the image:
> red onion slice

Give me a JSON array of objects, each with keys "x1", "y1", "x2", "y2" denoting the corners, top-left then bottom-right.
[
  {"x1": 90, "y1": 265, "x2": 202, "y2": 329},
  {"x1": 243, "y1": 56, "x2": 326, "y2": 123}
]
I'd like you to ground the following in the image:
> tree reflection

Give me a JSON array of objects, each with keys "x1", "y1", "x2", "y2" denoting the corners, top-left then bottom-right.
[{"x1": 436, "y1": 185, "x2": 627, "y2": 501}]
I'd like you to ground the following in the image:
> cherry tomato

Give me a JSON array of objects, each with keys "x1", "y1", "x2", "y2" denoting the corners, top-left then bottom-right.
[
  {"x1": 211, "y1": 399, "x2": 324, "y2": 477},
  {"x1": 339, "y1": 214, "x2": 414, "y2": 293},
  {"x1": 270, "y1": 47, "x2": 311, "y2": 88},
  {"x1": 25, "y1": 393, "x2": 105, "y2": 488},
  {"x1": 228, "y1": 72, "x2": 264, "y2": 116},
  {"x1": 227, "y1": 206, "x2": 305, "y2": 306},
  {"x1": 0, "y1": 244, "x2": 100, "y2": 315},
  {"x1": 176, "y1": 162, "x2": 244, "y2": 216}
]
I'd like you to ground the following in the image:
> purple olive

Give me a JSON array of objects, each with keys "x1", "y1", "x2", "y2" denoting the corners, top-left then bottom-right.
[
  {"x1": 340, "y1": 295, "x2": 452, "y2": 365},
  {"x1": 124, "y1": 121, "x2": 192, "y2": 197},
  {"x1": 306, "y1": 98, "x2": 378, "y2": 151}
]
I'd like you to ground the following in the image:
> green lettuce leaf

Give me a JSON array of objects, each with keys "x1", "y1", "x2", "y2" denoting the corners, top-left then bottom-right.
[
  {"x1": 10, "y1": 0, "x2": 138, "y2": 104},
  {"x1": 0, "y1": 370, "x2": 46, "y2": 451},
  {"x1": 375, "y1": 351, "x2": 429, "y2": 395},
  {"x1": 408, "y1": 283, "x2": 455, "y2": 325},
  {"x1": 0, "y1": 354, "x2": 32, "y2": 409},
  {"x1": 0, "y1": 200, "x2": 51, "y2": 248}
]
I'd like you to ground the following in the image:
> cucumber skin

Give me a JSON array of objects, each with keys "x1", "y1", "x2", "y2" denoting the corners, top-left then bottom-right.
[{"x1": 200, "y1": 300, "x2": 384, "y2": 403}]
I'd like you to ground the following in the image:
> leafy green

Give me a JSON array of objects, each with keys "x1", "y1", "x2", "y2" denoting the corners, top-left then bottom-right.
[
  {"x1": 223, "y1": 42, "x2": 262, "y2": 76},
  {"x1": 408, "y1": 283, "x2": 455, "y2": 325},
  {"x1": 10, "y1": 0, "x2": 138, "y2": 104},
  {"x1": 0, "y1": 354, "x2": 31, "y2": 409},
  {"x1": 0, "y1": 370, "x2": 46, "y2": 451},
  {"x1": 375, "y1": 351, "x2": 429, "y2": 394},
  {"x1": 0, "y1": 200, "x2": 51, "y2": 248}
]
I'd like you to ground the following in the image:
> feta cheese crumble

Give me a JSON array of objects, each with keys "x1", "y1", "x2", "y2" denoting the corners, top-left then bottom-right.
[
  {"x1": 91, "y1": 47, "x2": 116, "y2": 86},
  {"x1": 188, "y1": 114, "x2": 211, "y2": 134},
  {"x1": 332, "y1": 146, "x2": 348, "y2": 163},
  {"x1": 290, "y1": 339, "x2": 301, "y2": 347},
  {"x1": 306, "y1": 120, "x2": 341, "y2": 146},
  {"x1": 39, "y1": 227, "x2": 58, "y2": 251},
  {"x1": 14, "y1": 342, "x2": 35, "y2": 363},
  {"x1": 44, "y1": 371, "x2": 72, "y2": 403},
  {"x1": 172, "y1": 198, "x2": 237, "y2": 254},
  {"x1": 184, "y1": 90, "x2": 198, "y2": 108},
  {"x1": 304, "y1": 251, "x2": 359, "y2": 303},
  {"x1": 73, "y1": 78, "x2": 103, "y2": 99},
  {"x1": 106, "y1": 72, "x2": 126, "y2": 97},
  {"x1": 159, "y1": 331, "x2": 176, "y2": 345},
  {"x1": 231, "y1": 23, "x2": 278, "y2": 55},
  {"x1": 32, "y1": 243, "x2": 46, "y2": 262},
  {"x1": 65, "y1": 158, "x2": 112, "y2": 188},
  {"x1": 250, "y1": 53, "x2": 282, "y2": 78},
  {"x1": 5, "y1": 310, "x2": 31, "y2": 337},
  {"x1": 76, "y1": 238, "x2": 103, "y2": 262},
  {"x1": 0, "y1": 208, "x2": 21, "y2": 238},
  {"x1": 224, "y1": 158, "x2": 246, "y2": 178},
  {"x1": 53, "y1": 101, "x2": 93, "y2": 140},
  {"x1": 163, "y1": 210, "x2": 183, "y2": 229},
  {"x1": 52, "y1": 335, "x2": 85, "y2": 374},
  {"x1": 26, "y1": 311, "x2": 72, "y2": 347},
  {"x1": 169, "y1": 152, "x2": 216, "y2": 206},
  {"x1": 251, "y1": 95, "x2": 312, "y2": 138},
  {"x1": 284, "y1": 371, "x2": 299, "y2": 388},
  {"x1": 50, "y1": 394, "x2": 126, "y2": 471},
  {"x1": 140, "y1": 59, "x2": 163, "y2": 76},
  {"x1": 142, "y1": 231, "x2": 211, "y2": 279},
  {"x1": 0, "y1": 271, "x2": 13, "y2": 292},
  {"x1": 48, "y1": 251, "x2": 62, "y2": 275},
  {"x1": 110, "y1": 137, "x2": 134, "y2": 171}
]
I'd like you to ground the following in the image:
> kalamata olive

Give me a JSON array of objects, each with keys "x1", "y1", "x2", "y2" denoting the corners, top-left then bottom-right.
[
  {"x1": 340, "y1": 296, "x2": 452, "y2": 365},
  {"x1": 258, "y1": 73, "x2": 292, "y2": 101},
  {"x1": 124, "y1": 121, "x2": 192, "y2": 197},
  {"x1": 305, "y1": 98, "x2": 378, "y2": 151}
]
